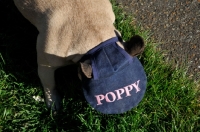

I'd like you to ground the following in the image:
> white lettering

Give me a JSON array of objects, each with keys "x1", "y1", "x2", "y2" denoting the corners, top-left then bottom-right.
[
  {"x1": 95, "y1": 95, "x2": 105, "y2": 105},
  {"x1": 105, "y1": 92, "x2": 116, "y2": 102},
  {"x1": 124, "y1": 85, "x2": 133, "y2": 97},
  {"x1": 95, "y1": 80, "x2": 141, "y2": 105},
  {"x1": 132, "y1": 80, "x2": 141, "y2": 93},
  {"x1": 115, "y1": 88, "x2": 125, "y2": 100}
]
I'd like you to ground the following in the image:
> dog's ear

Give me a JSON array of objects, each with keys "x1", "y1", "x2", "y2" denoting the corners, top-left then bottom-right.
[
  {"x1": 78, "y1": 60, "x2": 92, "y2": 80},
  {"x1": 124, "y1": 35, "x2": 144, "y2": 56}
]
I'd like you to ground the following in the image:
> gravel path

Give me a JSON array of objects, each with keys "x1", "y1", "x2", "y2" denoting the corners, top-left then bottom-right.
[{"x1": 115, "y1": 0, "x2": 200, "y2": 80}]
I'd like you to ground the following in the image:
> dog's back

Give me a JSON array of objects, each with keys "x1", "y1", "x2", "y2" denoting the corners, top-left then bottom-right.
[{"x1": 14, "y1": 0, "x2": 116, "y2": 63}]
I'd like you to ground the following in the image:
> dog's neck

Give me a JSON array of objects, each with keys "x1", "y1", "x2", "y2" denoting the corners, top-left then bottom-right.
[{"x1": 70, "y1": 37, "x2": 125, "y2": 64}]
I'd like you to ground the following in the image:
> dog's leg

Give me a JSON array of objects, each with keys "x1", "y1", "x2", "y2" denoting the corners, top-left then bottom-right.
[
  {"x1": 38, "y1": 65, "x2": 62, "y2": 111},
  {"x1": 36, "y1": 33, "x2": 62, "y2": 111}
]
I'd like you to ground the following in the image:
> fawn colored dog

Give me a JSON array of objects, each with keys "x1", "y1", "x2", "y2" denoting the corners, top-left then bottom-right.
[{"x1": 14, "y1": 0, "x2": 144, "y2": 111}]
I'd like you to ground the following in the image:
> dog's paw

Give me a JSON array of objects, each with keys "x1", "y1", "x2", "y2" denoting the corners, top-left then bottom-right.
[{"x1": 44, "y1": 89, "x2": 62, "y2": 111}]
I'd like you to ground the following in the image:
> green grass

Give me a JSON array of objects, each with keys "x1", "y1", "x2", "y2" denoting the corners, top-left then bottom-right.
[{"x1": 0, "y1": 0, "x2": 200, "y2": 131}]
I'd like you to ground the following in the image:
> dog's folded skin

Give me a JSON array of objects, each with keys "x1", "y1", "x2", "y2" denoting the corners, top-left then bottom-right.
[{"x1": 14, "y1": 0, "x2": 144, "y2": 111}]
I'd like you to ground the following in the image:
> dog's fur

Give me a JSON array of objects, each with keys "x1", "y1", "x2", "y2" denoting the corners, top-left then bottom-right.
[{"x1": 14, "y1": 0, "x2": 144, "y2": 111}]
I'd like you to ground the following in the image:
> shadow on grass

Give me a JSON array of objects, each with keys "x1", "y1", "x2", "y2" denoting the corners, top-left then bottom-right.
[
  {"x1": 0, "y1": 1, "x2": 91, "y2": 131},
  {"x1": 0, "y1": 0, "x2": 38, "y2": 84}
]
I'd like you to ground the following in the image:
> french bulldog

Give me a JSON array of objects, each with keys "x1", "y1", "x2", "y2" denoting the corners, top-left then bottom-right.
[{"x1": 13, "y1": 0, "x2": 144, "y2": 111}]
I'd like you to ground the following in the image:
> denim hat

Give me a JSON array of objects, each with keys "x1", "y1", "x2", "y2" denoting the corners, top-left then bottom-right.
[{"x1": 80, "y1": 37, "x2": 147, "y2": 114}]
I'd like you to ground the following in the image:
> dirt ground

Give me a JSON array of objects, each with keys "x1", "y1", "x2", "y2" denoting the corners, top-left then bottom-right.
[{"x1": 115, "y1": 0, "x2": 200, "y2": 80}]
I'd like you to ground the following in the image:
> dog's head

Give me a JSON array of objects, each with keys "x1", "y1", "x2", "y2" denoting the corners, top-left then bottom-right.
[
  {"x1": 78, "y1": 35, "x2": 144, "y2": 79},
  {"x1": 78, "y1": 35, "x2": 146, "y2": 114}
]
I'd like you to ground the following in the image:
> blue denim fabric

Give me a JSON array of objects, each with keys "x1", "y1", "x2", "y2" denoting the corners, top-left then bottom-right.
[{"x1": 81, "y1": 37, "x2": 147, "y2": 114}]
